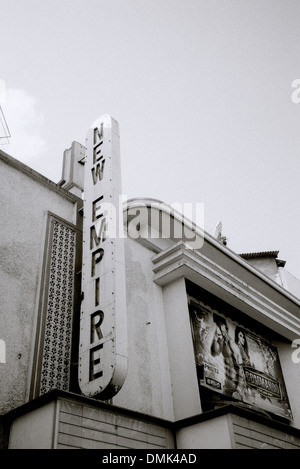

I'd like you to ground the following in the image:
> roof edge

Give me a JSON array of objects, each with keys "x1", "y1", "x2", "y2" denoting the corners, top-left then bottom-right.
[{"x1": 0, "y1": 149, "x2": 82, "y2": 203}]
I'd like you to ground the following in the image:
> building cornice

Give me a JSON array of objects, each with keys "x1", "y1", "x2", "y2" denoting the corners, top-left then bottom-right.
[
  {"x1": 123, "y1": 198, "x2": 300, "y2": 338},
  {"x1": 123, "y1": 198, "x2": 300, "y2": 304},
  {"x1": 152, "y1": 241, "x2": 300, "y2": 340},
  {"x1": 0, "y1": 149, "x2": 82, "y2": 204},
  {"x1": 2, "y1": 389, "x2": 300, "y2": 439}
]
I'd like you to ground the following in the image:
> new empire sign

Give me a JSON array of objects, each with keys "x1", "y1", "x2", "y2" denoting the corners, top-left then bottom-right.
[{"x1": 79, "y1": 115, "x2": 128, "y2": 399}]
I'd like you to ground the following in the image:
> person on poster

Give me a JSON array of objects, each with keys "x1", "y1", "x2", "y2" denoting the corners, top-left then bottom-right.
[
  {"x1": 261, "y1": 342, "x2": 277, "y2": 377},
  {"x1": 192, "y1": 307, "x2": 209, "y2": 364},
  {"x1": 234, "y1": 326, "x2": 257, "y2": 400},
  {"x1": 210, "y1": 314, "x2": 242, "y2": 398},
  {"x1": 234, "y1": 327, "x2": 252, "y2": 366}
]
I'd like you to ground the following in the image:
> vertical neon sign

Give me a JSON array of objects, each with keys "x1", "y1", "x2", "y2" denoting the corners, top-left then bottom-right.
[{"x1": 79, "y1": 115, "x2": 127, "y2": 398}]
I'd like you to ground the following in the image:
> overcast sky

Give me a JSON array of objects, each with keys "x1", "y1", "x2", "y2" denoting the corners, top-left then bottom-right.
[{"x1": 1, "y1": 0, "x2": 300, "y2": 280}]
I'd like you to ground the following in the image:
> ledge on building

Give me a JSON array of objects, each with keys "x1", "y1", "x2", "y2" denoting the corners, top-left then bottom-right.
[{"x1": 2, "y1": 389, "x2": 300, "y2": 449}]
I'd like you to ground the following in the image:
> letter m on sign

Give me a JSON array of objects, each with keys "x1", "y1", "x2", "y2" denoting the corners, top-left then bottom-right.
[{"x1": 90, "y1": 218, "x2": 107, "y2": 249}]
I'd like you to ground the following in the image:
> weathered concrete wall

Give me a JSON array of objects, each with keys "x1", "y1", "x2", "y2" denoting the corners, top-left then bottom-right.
[
  {"x1": 274, "y1": 340, "x2": 300, "y2": 429},
  {"x1": 0, "y1": 153, "x2": 80, "y2": 414},
  {"x1": 176, "y1": 412, "x2": 300, "y2": 449},
  {"x1": 280, "y1": 268, "x2": 300, "y2": 299},
  {"x1": 162, "y1": 277, "x2": 201, "y2": 421},
  {"x1": 112, "y1": 238, "x2": 174, "y2": 421},
  {"x1": 8, "y1": 394, "x2": 175, "y2": 449},
  {"x1": 176, "y1": 414, "x2": 232, "y2": 449},
  {"x1": 231, "y1": 412, "x2": 300, "y2": 449},
  {"x1": 8, "y1": 401, "x2": 57, "y2": 449},
  {"x1": 57, "y1": 397, "x2": 174, "y2": 449}
]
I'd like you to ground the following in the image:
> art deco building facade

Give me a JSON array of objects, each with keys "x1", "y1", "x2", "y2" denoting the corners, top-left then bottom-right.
[{"x1": 1, "y1": 115, "x2": 300, "y2": 449}]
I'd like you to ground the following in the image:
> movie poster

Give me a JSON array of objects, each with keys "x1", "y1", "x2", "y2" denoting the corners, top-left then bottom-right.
[{"x1": 189, "y1": 299, "x2": 292, "y2": 420}]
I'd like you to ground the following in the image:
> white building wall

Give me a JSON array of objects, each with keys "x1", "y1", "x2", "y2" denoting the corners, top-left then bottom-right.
[
  {"x1": 279, "y1": 268, "x2": 300, "y2": 300},
  {"x1": 112, "y1": 238, "x2": 174, "y2": 421},
  {"x1": 162, "y1": 277, "x2": 201, "y2": 421},
  {"x1": 0, "y1": 153, "x2": 80, "y2": 414},
  {"x1": 274, "y1": 340, "x2": 300, "y2": 428}
]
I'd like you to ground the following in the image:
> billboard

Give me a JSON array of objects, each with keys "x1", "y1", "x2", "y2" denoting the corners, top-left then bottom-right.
[{"x1": 189, "y1": 298, "x2": 292, "y2": 420}]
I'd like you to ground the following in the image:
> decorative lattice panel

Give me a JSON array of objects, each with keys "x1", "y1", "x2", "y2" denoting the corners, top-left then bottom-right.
[{"x1": 39, "y1": 220, "x2": 76, "y2": 395}]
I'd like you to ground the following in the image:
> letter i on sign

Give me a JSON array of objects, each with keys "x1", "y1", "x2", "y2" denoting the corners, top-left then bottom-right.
[{"x1": 78, "y1": 115, "x2": 128, "y2": 399}]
